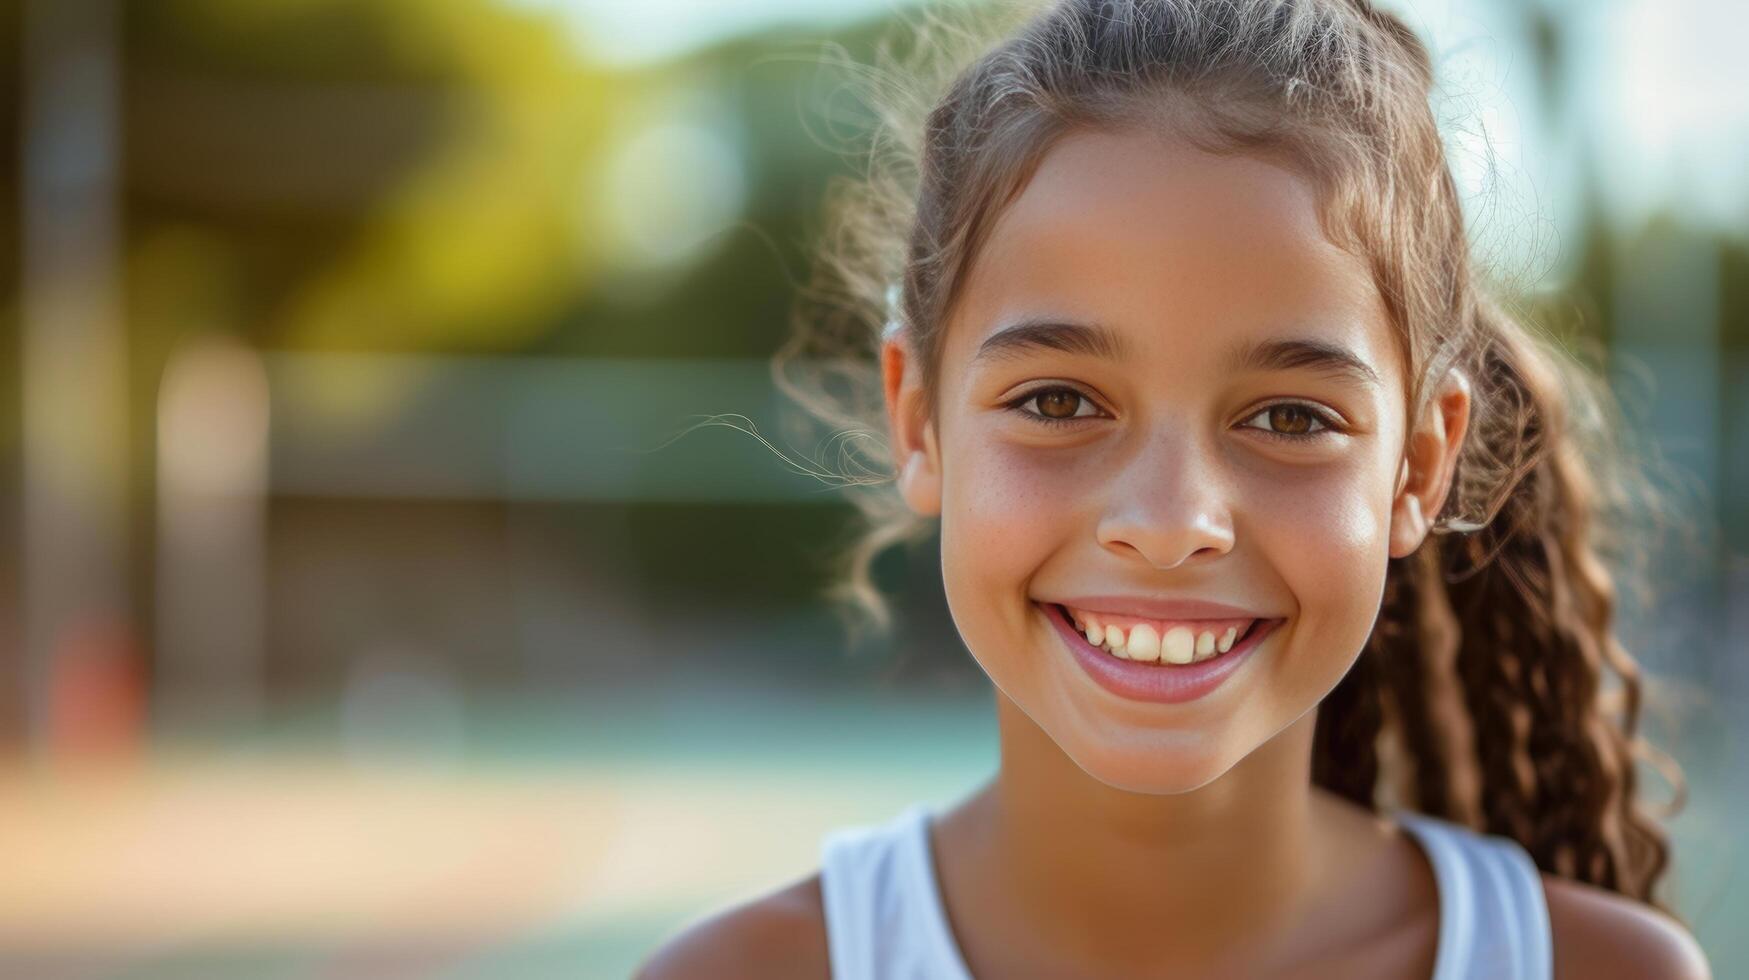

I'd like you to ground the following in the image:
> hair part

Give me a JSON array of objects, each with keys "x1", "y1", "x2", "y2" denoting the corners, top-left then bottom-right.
[{"x1": 773, "y1": 0, "x2": 1689, "y2": 916}]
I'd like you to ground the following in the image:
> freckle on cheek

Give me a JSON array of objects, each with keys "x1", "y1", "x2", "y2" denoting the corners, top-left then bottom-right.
[{"x1": 969, "y1": 470, "x2": 1066, "y2": 528}]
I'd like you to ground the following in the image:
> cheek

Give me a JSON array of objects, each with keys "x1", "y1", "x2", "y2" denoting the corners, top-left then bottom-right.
[
  {"x1": 1251, "y1": 462, "x2": 1388, "y2": 566},
  {"x1": 1247, "y1": 456, "x2": 1395, "y2": 663},
  {"x1": 940, "y1": 441, "x2": 1082, "y2": 574},
  {"x1": 936, "y1": 440, "x2": 1078, "y2": 654}
]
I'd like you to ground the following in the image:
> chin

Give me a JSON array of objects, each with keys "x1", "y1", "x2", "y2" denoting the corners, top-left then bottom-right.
[{"x1": 1059, "y1": 728, "x2": 1239, "y2": 796}]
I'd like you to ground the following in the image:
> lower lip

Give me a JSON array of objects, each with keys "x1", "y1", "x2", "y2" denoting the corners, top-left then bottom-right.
[{"x1": 1042, "y1": 602, "x2": 1281, "y2": 704}]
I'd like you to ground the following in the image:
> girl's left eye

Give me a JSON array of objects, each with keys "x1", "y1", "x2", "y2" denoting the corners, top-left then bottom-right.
[
  {"x1": 1238, "y1": 402, "x2": 1341, "y2": 442},
  {"x1": 1003, "y1": 385, "x2": 1104, "y2": 426}
]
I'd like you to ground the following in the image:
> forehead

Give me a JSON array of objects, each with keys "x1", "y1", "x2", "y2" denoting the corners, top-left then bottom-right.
[{"x1": 945, "y1": 126, "x2": 1396, "y2": 375}]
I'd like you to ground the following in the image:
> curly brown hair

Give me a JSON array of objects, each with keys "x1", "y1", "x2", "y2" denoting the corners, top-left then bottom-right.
[{"x1": 771, "y1": 0, "x2": 1693, "y2": 918}]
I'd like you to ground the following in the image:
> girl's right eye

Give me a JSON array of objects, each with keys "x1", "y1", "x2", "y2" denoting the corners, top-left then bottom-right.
[{"x1": 1003, "y1": 385, "x2": 1104, "y2": 427}]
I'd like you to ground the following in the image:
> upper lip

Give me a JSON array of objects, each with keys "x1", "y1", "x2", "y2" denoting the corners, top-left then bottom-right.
[{"x1": 1046, "y1": 596, "x2": 1276, "y2": 620}]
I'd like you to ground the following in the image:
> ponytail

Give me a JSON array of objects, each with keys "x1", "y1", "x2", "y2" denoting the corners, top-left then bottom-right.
[{"x1": 1313, "y1": 296, "x2": 1687, "y2": 917}]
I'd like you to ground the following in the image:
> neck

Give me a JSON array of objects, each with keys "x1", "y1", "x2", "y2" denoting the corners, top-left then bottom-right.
[{"x1": 947, "y1": 692, "x2": 1332, "y2": 972}]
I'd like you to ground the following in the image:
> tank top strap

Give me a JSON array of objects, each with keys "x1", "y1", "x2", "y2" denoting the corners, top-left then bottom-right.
[
  {"x1": 1393, "y1": 809, "x2": 1554, "y2": 980},
  {"x1": 819, "y1": 803, "x2": 974, "y2": 980},
  {"x1": 823, "y1": 804, "x2": 1552, "y2": 979}
]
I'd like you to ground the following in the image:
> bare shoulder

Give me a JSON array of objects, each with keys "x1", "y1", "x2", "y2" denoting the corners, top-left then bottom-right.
[
  {"x1": 633, "y1": 871, "x2": 831, "y2": 980},
  {"x1": 1543, "y1": 873, "x2": 1711, "y2": 980}
]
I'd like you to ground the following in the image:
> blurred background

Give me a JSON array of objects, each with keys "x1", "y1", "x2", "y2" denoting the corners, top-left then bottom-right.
[{"x1": 0, "y1": 0, "x2": 1743, "y2": 976}]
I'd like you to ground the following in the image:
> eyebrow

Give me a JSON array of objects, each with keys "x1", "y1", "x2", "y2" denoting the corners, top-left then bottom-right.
[
  {"x1": 971, "y1": 317, "x2": 1381, "y2": 391},
  {"x1": 972, "y1": 317, "x2": 1131, "y2": 364},
  {"x1": 1224, "y1": 335, "x2": 1383, "y2": 391}
]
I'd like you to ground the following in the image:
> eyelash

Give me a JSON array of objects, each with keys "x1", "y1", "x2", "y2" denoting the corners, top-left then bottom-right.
[{"x1": 1002, "y1": 385, "x2": 1342, "y2": 442}]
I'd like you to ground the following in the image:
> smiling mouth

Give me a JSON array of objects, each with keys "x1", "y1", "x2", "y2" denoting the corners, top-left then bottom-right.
[{"x1": 1049, "y1": 602, "x2": 1266, "y2": 666}]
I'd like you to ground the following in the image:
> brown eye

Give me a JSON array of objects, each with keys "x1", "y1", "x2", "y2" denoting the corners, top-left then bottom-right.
[
  {"x1": 1239, "y1": 401, "x2": 1336, "y2": 442},
  {"x1": 1005, "y1": 385, "x2": 1101, "y2": 426},
  {"x1": 1269, "y1": 404, "x2": 1314, "y2": 434},
  {"x1": 1036, "y1": 389, "x2": 1082, "y2": 419}
]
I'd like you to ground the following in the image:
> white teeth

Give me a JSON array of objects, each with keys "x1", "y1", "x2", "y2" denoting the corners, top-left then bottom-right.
[
  {"x1": 1070, "y1": 608, "x2": 1261, "y2": 666},
  {"x1": 1104, "y1": 625, "x2": 1129, "y2": 659},
  {"x1": 1162, "y1": 626, "x2": 1196, "y2": 664},
  {"x1": 1125, "y1": 624, "x2": 1161, "y2": 663}
]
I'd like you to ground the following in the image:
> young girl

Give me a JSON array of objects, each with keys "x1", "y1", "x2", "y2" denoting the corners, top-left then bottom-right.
[{"x1": 641, "y1": 0, "x2": 1712, "y2": 976}]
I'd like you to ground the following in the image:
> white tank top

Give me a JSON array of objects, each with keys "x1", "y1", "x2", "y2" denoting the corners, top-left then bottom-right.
[{"x1": 819, "y1": 802, "x2": 1553, "y2": 979}]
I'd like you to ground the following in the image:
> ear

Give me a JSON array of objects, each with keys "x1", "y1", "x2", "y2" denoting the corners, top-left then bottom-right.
[
  {"x1": 881, "y1": 335, "x2": 942, "y2": 517},
  {"x1": 1389, "y1": 367, "x2": 1472, "y2": 559}
]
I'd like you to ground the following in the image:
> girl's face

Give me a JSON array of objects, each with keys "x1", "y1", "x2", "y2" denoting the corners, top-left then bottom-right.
[{"x1": 885, "y1": 127, "x2": 1466, "y2": 794}]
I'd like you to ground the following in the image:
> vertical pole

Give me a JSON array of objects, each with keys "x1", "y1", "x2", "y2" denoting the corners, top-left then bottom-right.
[
  {"x1": 19, "y1": 0, "x2": 132, "y2": 755},
  {"x1": 155, "y1": 339, "x2": 269, "y2": 731}
]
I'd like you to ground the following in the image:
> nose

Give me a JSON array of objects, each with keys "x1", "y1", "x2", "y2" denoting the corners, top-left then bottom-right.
[{"x1": 1094, "y1": 432, "x2": 1235, "y2": 570}]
